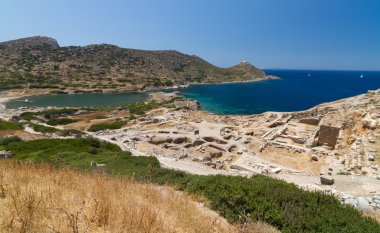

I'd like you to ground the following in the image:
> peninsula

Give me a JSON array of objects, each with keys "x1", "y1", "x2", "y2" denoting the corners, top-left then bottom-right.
[{"x1": 0, "y1": 36, "x2": 273, "y2": 92}]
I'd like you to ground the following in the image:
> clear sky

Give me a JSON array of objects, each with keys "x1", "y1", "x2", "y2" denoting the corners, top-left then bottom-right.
[{"x1": 1, "y1": 0, "x2": 379, "y2": 70}]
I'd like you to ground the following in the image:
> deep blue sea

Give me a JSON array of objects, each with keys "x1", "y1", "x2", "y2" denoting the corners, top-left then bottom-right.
[{"x1": 177, "y1": 70, "x2": 380, "y2": 114}]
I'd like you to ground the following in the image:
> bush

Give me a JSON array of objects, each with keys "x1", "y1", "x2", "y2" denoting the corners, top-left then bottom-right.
[
  {"x1": 0, "y1": 119, "x2": 23, "y2": 130},
  {"x1": 43, "y1": 108, "x2": 77, "y2": 116},
  {"x1": 0, "y1": 136, "x2": 23, "y2": 146},
  {"x1": 20, "y1": 108, "x2": 78, "y2": 121},
  {"x1": 58, "y1": 129, "x2": 83, "y2": 137},
  {"x1": 49, "y1": 90, "x2": 67, "y2": 95},
  {"x1": 30, "y1": 123, "x2": 58, "y2": 134},
  {"x1": 46, "y1": 118, "x2": 77, "y2": 126},
  {"x1": 19, "y1": 112, "x2": 38, "y2": 121},
  {"x1": 88, "y1": 121, "x2": 125, "y2": 132}
]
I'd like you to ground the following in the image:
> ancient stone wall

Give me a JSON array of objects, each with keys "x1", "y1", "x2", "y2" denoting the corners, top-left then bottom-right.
[{"x1": 317, "y1": 125, "x2": 340, "y2": 148}]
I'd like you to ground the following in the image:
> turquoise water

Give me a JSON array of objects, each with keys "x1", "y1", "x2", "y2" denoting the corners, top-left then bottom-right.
[
  {"x1": 6, "y1": 91, "x2": 148, "y2": 109},
  {"x1": 6, "y1": 70, "x2": 380, "y2": 114},
  {"x1": 177, "y1": 70, "x2": 380, "y2": 114}
]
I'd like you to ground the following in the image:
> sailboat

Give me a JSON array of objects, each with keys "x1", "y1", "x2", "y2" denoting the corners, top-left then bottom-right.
[
  {"x1": 307, "y1": 73, "x2": 311, "y2": 77},
  {"x1": 360, "y1": 74, "x2": 364, "y2": 78}
]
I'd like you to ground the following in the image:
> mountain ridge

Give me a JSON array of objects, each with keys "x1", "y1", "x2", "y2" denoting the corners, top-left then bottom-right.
[{"x1": 0, "y1": 36, "x2": 268, "y2": 91}]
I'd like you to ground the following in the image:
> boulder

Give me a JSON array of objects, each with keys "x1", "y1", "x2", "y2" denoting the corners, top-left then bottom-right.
[
  {"x1": 203, "y1": 155, "x2": 212, "y2": 161},
  {"x1": 90, "y1": 161, "x2": 106, "y2": 167},
  {"x1": 148, "y1": 136, "x2": 172, "y2": 145},
  {"x1": 311, "y1": 155, "x2": 319, "y2": 161},
  {"x1": 271, "y1": 167, "x2": 282, "y2": 174},
  {"x1": 192, "y1": 140, "x2": 206, "y2": 146},
  {"x1": 210, "y1": 149, "x2": 222, "y2": 158},
  {"x1": 174, "y1": 100, "x2": 201, "y2": 110},
  {"x1": 344, "y1": 198, "x2": 358, "y2": 207},
  {"x1": 373, "y1": 195, "x2": 380, "y2": 205},
  {"x1": 173, "y1": 137, "x2": 189, "y2": 144},
  {"x1": 320, "y1": 176, "x2": 334, "y2": 185},
  {"x1": 0, "y1": 150, "x2": 14, "y2": 159},
  {"x1": 357, "y1": 197, "x2": 373, "y2": 211},
  {"x1": 367, "y1": 152, "x2": 375, "y2": 161}
]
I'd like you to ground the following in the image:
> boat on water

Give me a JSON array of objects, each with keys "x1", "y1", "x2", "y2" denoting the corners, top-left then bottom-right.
[
  {"x1": 307, "y1": 73, "x2": 311, "y2": 77},
  {"x1": 360, "y1": 74, "x2": 364, "y2": 78}
]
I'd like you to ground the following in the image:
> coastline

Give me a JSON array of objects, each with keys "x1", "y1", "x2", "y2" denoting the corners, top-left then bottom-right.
[
  {"x1": 187, "y1": 75, "x2": 280, "y2": 86},
  {"x1": 0, "y1": 75, "x2": 281, "y2": 108}
]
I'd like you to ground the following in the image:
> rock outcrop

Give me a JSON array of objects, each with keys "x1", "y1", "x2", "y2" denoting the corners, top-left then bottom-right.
[{"x1": 174, "y1": 100, "x2": 201, "y2": 110}]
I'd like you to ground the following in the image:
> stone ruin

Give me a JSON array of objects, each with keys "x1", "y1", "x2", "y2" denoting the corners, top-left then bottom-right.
[
  {"x1": 298, "y1": 118, "x2": 320, "y2": 126},
  {"x1": 317, "y1": 125, "x2": 340, "y2": 149}
]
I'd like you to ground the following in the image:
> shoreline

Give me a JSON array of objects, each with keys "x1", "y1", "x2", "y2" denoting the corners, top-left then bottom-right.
[
  {"x1": 187, "y1": 75, "x2": 280, "y2": 86},
  {"x1": 0, "y1": 76, "x2": 280, "y2": 109}
]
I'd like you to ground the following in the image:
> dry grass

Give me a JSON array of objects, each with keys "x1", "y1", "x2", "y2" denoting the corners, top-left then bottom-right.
[
  {"x1": 0, "y1": 130, "x2": 47, "y2": 141},
  {"x1": 363, "y1": 210, "x2": 380, "y2": 223},
  {"x1": 0, "y1": 160, "x2": 279, "y2": 233}
]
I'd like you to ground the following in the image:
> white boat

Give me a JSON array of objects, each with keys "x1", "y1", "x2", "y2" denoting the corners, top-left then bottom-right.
[
  {"x1": 360, "y1": 74, "x2": 364, "y2": 78},
  {"x1": 307, "y1": 73, "x2": 311, "y2": 77}
]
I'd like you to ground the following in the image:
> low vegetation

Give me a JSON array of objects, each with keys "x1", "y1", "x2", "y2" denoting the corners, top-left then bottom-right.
[
  {"x1": 0, "y1": 36, "x2": 266, "y2": 91},
  {"x1": 29, "y1": 123, "x2": 82, "y2": 137},
  {"x1": 88, "y1": 121, "x2": 126, "y2": 132},
  {"x1": 46, "y1": 117, "x2": 78, "y2": 126},
  {"x1": 0, "y1": 136, "x2": 22, "y2": 146},
  {"x1": 20, "y1": 108, "x2": 78, "y2": 121},
  {"x1": 49, "y1": 90, "x2": 68, "y2": 94},
  {"x1": 0, "y1": 119, "x2": 23, "y2": 131},
  {"x1": 29, "y1": 123, "x2": 58, "y2": 134},
  {"x1": 0, "y1": 160, "x2": 246, "y2": 233},
  {"x1": 2, "y1": 137, "x2": 379, "y2": 232}
]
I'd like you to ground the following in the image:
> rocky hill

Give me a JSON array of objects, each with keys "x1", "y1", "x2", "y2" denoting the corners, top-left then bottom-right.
[{"x1": 0, "y1": 36, "x2": 267, "y2": 90}]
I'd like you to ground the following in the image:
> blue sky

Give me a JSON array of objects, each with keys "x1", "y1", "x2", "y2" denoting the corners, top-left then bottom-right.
[{"x1": 1, "y1": 0, "x2": 379, "y2": 70}]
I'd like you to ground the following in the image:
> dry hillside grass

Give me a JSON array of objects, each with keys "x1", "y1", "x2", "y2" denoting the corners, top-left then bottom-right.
[{"x1": 0, "y1": 160, "x2": 279, "y2": 233}]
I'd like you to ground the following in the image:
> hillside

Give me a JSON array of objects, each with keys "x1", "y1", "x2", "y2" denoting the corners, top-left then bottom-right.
[
  {"x1": 0, "y1": 160, "x2": 243, "y2": 233},
  {"x1": 0, "y1": 136, "x2": 379, "y2": 232},
  {"x1": 0, "y1": 36, "x2": 267, "y2": 91}
]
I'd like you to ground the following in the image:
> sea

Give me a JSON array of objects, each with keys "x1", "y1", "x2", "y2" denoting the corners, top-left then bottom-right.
[
  {"x1": 177, "y1": 70, "x2": 380, "y2": 114},
  {"x1": 6, "y1": 70, "x2": 380, "y2": 114}
]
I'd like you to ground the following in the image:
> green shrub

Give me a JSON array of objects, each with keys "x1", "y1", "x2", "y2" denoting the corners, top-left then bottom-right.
[
  {"x1": 43, "y1": 108, "x2": 78, "y2": 116},
  {"x1": 88, "y1": 121, "x2": 125, "y2": 132},
  {"x1": 20, "y1": 108, "x2": 78, "y2": 121},
  {"x1": 58, "y1": 129, "x2": 83, "y2": 137},
  {"x1": 0, "y1": 136, "x2": 23, "y2": 146},
  {"x1": 30, "y1": 123, "x2": 58, "y2": 134},
  {"x1": 0, "y1": 119, "x2": 23, "y2": 130},
  {"x1": 46, "y1": 118, "x2": 78, "y2": 126},
  {"x1": 19, "y1": 112, "x2": 38, "y2": 121},
  {"x1": 49, "y1": 90, "x2": 67, "y2": 95}
]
